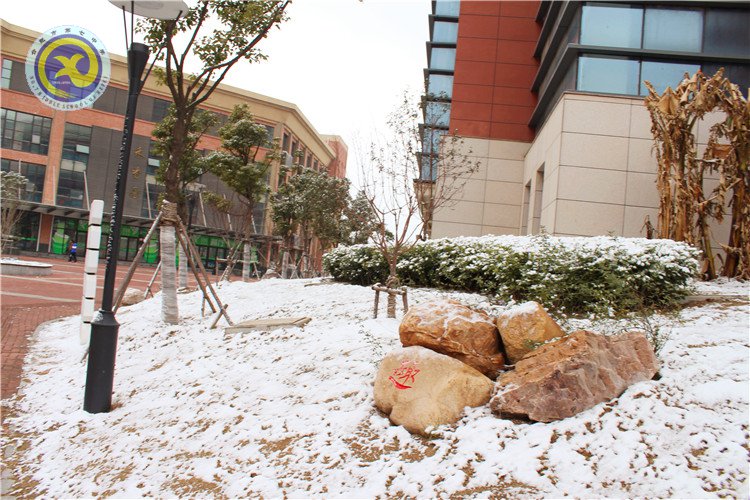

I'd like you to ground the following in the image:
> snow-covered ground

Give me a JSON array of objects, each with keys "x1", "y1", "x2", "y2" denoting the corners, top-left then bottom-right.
[{"x1": 2, "y1": 278, "x2": 749, "y2": 498}]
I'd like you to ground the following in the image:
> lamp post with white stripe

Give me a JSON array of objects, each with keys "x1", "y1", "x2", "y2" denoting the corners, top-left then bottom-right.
[{"x1": 83, "y1": 0, "x2": 187, "y2": 414}]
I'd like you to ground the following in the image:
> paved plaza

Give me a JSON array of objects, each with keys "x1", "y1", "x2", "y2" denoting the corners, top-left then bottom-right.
[{"x1": 0, "y1": 255, "x2": 171, "y2": 400}]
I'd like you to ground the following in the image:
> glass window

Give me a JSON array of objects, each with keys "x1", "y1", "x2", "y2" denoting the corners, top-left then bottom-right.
[
  {"x1": 282, "y1": 133, "x2": 290, "y2": 153},
  {"x1": 420, "y1": 154, "x2": 439, "y2": 181},
  {"x1": 580, "y1": 4, "x2": 643, "y2": 49},
  {"x1": 702, "y1": 64, "x2": 750, "y2": 98},
  {"x1": 640, "y1": 60, "x2": 700, "y2": 96},
  {"x1": 643, "y1": 8, "x2": 703, "y2": 53},
  {"x1": 704, "y1": 9, "x2": 750, "y2": 57},
  {"x1": 425, "y1": 101, "x2": 451, "y2": 128},
  {"x1": 1, "y1": 158, "x2": 46, "y2": 203},
  {"x1": 434, "y1": 0, "x2": 460, "y2": 17},
  {"x1": 430, "y1": 47, "x2": 456, "y2": 71},
  {"x1": 422, "y1": 127, "x2": 445, "y2": 155},
  {"x1": 1, "y1": 59, "x2": 12, "y2": 89},
  {"x1": 432, "y1": 21, "x2": 458, "y2": 44},
  {"x1": 264, "y1": 124, "x2": 275, "y2": 143},
  {"x1": 577, "y1": 55, "x2": 640, "y2": 95},
  {"x1": 0, "y1": 108, "x2": 52, "y2": 155},
  {"x1": 427, "y1": 74, "x2": 453, "y2": 99},
  {"x1": 152, "y1": 99, "x2": 170, "y2": 123},
  {"x1": 58, "y1": 124, "x2": 92, "y2": 207},
  {"x1": 141, "y1": 182, "x2": 164, "y2": 218}
]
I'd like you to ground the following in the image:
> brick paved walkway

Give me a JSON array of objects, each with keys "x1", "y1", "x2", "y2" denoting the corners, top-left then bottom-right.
[
  {"x1": 1, "y1": 254, "x2": 166, "y2": 402},
  {"x1": 1, "y1": 303, "x2": 80, "y2": 399}
]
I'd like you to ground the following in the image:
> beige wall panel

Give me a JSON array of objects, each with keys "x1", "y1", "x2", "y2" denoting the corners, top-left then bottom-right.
[
  {"x1": 484, "y1": 180, "x2": 523, "y2": 206},
  {"x1": 455, "y1": 179, "x2": 487, "y2": 202},
  {"x1": 482, "y1": 203, "x2": 522, "y2": 229},
  {"x1": 696, "y1": 110, "x2": 726, "y2": 144},
  {"x1": 434, "y1": 199, "x2": 484, "y2": 224},
  {"x1": 623, "y1": 206, "x2": 659, "y2": 237},
  {"x1": 431, "y1": 221, "x2": 482, "y2": 238},
  {"x1": 560, "y1": 132, "x2": 629, "y2": 171},
  {"x1": 627, "y1": 138, "x2": 657, "y2": 174},
  {"x1": 557, "y1": 165, "x2": 627, "y2": 205},
  {"x1": 629, "y1": 104, "x2": 653, "y2": 140},
  {"x1": 554, "y1": 200, "x2": 625, "y2": 236},
  {"x1": 481, "y1": 225, "x2": 519, "y2": 236},
  {"x1": 457, "y1": 136, "x2": 491, "y2": 158},
  {"x1": 541, "y1": 166, "x2": 559, "y2": 209},
  {"x1": 563, "y1": 98, "x2": 631, "y2": 137},
  {"x1": 540, "y1": 201, "x2": 557, "y2": 233},
  {"x1": 487, "y1": 158, "x2": 524, "y2": 183},
  {"x1": 458, "y1": 157, "x2": 488, "y2": 181},
  {"x1": 625, "y1": 172, "x2": 659, "y2": 208},
  {"x1": 488, "y1": 139, "x2": 531, "y2": 161},
  {"x1": 543, "y1": 135, "x2": 562, "y2": 175}
]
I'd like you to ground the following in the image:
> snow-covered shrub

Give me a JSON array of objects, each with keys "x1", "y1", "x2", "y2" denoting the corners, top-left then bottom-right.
[
  {"x1": 324, "y1": 234, "x2": 700, "y2": 314},
  {"x1": 322, "y1": 244, "x2": 388, "y2": 286}
]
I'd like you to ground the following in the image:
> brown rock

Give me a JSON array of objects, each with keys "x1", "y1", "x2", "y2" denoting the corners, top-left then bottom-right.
[
  {"x1": 121, "y1": 287, "x2": 145, "y2": 306},
  {"x1": 496, "y1": 301, "x2": 565, "y2": 364},
  {"x1": 491, "y1": 330, "x2": 659, "y2": 422},
  {"x1": 399, "y1": 300, "x2": 505, "y2": 378},
  {"x1": 374, "y1": 346, "x2": 493, "y2": 435}
]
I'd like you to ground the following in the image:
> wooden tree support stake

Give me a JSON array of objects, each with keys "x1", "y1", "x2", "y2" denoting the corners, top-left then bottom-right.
[
  {"x1": 371, "y1": 283, "x2": 409, "y2": 319},
  {"x1": 113, "y1": 211, "x2": 163, "y2": 312}
]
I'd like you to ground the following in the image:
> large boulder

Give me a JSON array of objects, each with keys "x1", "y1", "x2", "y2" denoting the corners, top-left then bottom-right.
[
  {"x1": 491, "y1": 330, "x2": 659, "y2": 422},
  {"x1": 399, "y1": 300, "x2": 505, "y2": 378},
  {"x1": 374, "y1": 346, "x2": 493, "y2": 435},
  {"x1": 121, "y1": 287, "x2": 145, "y2": 306},
  {"x1": 496, "y1": 301, "x2": 565, "y2": 364}
]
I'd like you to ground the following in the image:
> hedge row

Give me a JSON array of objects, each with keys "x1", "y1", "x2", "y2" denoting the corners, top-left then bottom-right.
[{"x1": 323, "y1": 235, "x2": 699, "y2": 315}]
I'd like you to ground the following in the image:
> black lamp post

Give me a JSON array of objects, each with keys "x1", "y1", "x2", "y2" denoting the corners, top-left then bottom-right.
[{"x1": 84, "y1": 0, "x2": 187, "y2": 414}]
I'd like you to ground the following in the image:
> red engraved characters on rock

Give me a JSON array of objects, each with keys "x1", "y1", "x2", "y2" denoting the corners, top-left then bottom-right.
[{"x1": 389, "y1": 359, "x2": 420, "y2": 390}]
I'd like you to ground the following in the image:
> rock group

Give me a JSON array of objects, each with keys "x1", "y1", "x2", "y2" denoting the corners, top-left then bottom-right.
[{"x1": 374, "y1": 299, "x2": 659, "y2": 435}]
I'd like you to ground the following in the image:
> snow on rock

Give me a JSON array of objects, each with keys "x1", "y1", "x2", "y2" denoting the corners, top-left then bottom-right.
[{"x1": 2, "y1": 279, "x2": 748, "y2": 498}]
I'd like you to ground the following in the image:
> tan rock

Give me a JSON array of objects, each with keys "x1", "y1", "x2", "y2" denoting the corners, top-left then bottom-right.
[
  {"x1": 374, "y1": 346, "x2": 493, "y2": 435},
  {"x1": 496, "y1": 301, "x2": 565, "y2": 364},
  {"x1": 399, "y1": 300, "x2": 505, "y2": 378},
  {"x1": 121, "y1": 287, "x2": 145, "y2": 306},
  {"x1": 491, "y1": 330, "x2": 659, "y2": 422}
]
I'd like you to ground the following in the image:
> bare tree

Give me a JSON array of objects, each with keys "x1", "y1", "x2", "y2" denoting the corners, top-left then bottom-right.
[
  {"x1": 0, "y1": 171, "x2": 27, "y2": 254},
  {"x1": 417, "y1": 93, "x2": 481, "y2": 239},
  {"x1": 359, "y1": 91, "x2": 480, "y2": 317}
]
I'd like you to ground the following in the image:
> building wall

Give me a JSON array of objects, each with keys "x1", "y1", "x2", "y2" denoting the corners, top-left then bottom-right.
[
  {"x1": 450, "y1": 0, "x2": 539, "y2": 142},
  {"x1": 1, "y1": 20, "x2": 347, "y2": 266},
  {"x1": 522, "y1": 92, "x2": 732, "y2": 250},
  {"x1": 431, "y1": 136, "x2": 527, "y2": 238}
]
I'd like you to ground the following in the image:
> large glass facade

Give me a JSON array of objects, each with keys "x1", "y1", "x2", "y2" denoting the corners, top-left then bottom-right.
[
  {"x1": 0, "y1": 158, "x2": 45, "y2": 202},
  {"x1": 57, "y1": 123, "x2": 92, "y2": 208},
  {"x1": 430, "y1": 48, "x2": 457, "y2": 71},
  {"x1": 643, "y1": 8, "x2": 703, "y2": 53},
  {"x1": 704, "y1": 9, "x2": 750, "y2": 57},
  {"x1": 427, "y1": 74, "x2": 453, "y2": 99},
  {"x1": 425, "y1": 101, "x2": 451, "y2": 127},
  {"x1": 640, "y1": 61, "x2": 701, "y2": 95},
  {"x1": 580, "y1": 4, "x2": 642, "y2": 49},
  {"x1": 1, "y1": 59, "x2": 12, "y2": 89},
  {"x1": 0, "y1": 108, "x2": 52, "y2": 155},
  {"x1": 434, "y1": 0, "x2": 459, "y2": 17},
  {"x1": 577, "y1": 56, "x2": 640, "y2": 95},
  {"x1": 432, "y1": 21, "x2": 459, "y2": 44}
]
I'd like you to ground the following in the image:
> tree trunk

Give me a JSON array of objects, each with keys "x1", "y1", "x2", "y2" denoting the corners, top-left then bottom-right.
[
  {"x1": 178, "y1": 243, "x2": 188, "y2": 288},
  {"x1": 160, "y1": 225, "x2": 179, "y2": 324},
  {"x1": 385, "y1": 259, "x2": 399, "y2": 319},
  {"x1": 242, "y1": 241, "x2": 251, "y2": 282}
]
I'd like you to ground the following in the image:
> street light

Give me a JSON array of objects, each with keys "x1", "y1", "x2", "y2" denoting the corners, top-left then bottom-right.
[{"x1": 84, "y1": 0, "x2": 188, "y2": 414}]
